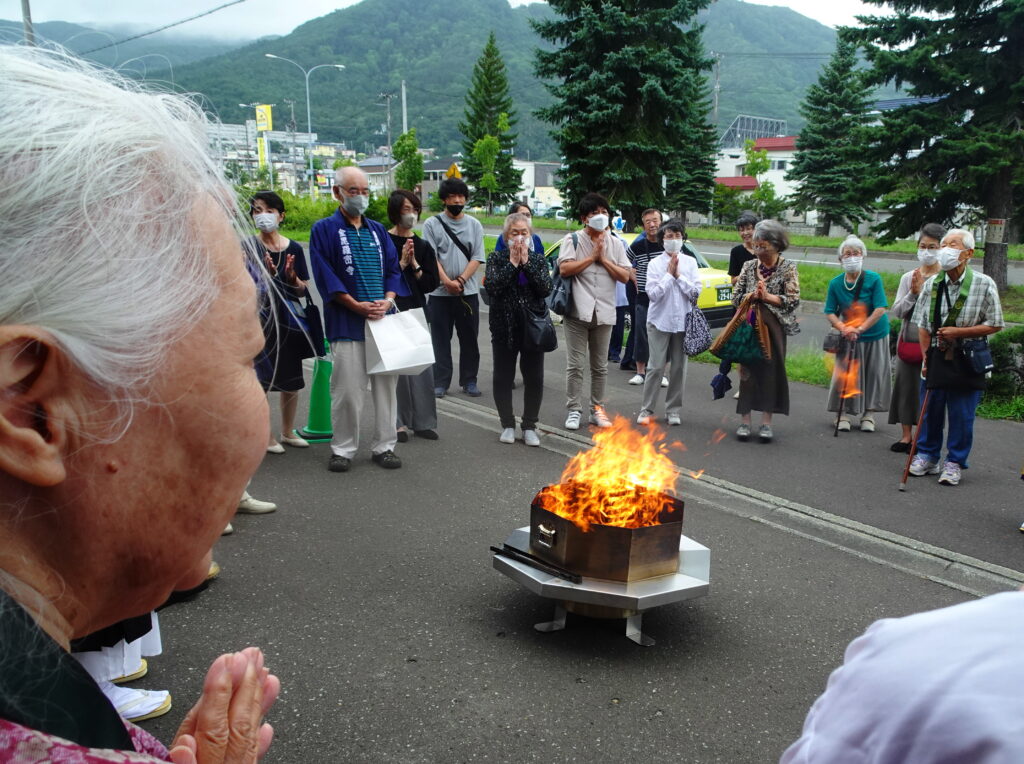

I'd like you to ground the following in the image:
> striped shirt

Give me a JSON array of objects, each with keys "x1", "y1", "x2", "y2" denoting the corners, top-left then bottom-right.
[
  {"x1": 348, "y1": 226, "x2": 384, "y2": 302},
  {"x1": 627, "y1": 237, "x2": 663, "y2": 294},
  {"x1": 911, "y1": 267, "x2": 1004, "y2": 333}
]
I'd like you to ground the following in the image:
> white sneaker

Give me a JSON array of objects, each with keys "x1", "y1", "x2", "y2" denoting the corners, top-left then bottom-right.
[
  {"x1": 937, "y1": 461, "x2": 962, "y2": 486},
  {"x1": 565, "y1": 411, "x2": 582, "y2": 430},
  {"x1": 237, "y1": 492, "x2": 277, "y2": 514},
  {"x1": 221, "y1": 522, "x2": 234, "y2": 536},
  {"x1": 909, "y1": 455, "x2": 941, "y2": 476},
  {"x1": 661, "y1": 376, "x2": 668, "y2": 388},
  {"x1": 860, "y1": 416, "x2": 875, "y2": 433},
  {"x1": 628, "y1": 374, "x2": 645, "y2": 385},
  {"x1": 636, "y1": 410, "x2": 653, "y2": 425},
  {"x1": 836, "y1": 417, "x2": 851, "y2": 432},
  {"x1": 499, "y1": 427, "x2": 515, "y2": 444},
  {"x1": 589, "y1": 407, "x2": 613, "y2": 428},
  {"x1": 667, "y1": 413, "x2": 681, "y2": 426},
  {"x1": 523, "y1": 429, "x2": 541, "y2": 447}
]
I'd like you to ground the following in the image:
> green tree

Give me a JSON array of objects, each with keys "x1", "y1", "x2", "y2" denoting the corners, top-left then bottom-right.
[
  {"x1": 850, "y1": 0, "x2": 1024, "y2": 292},
  {"x1": 786, "y1": 36, "x2": 876, "y2": 236},
  {"x1": 533, "y1": 0, "x2": 717, "y2": 227},
  {"x1": 472, "y1": 133, "x2": 502, "y2": 213},
  {"x1": 742, "y1": 140, "x2": 787, "y2": 220},
  {"x1": 332, "y1": 157, "x2": 356, "y2": 170},
  {"x1": 459, "y1": 32, "x2": 523, "y2": 208},
  {"x1": 711, "y1": 183, "x2": 745, "y2": 226},
  {"x1": 392, "y1": 128, "x2": 425, "y2": 192}
]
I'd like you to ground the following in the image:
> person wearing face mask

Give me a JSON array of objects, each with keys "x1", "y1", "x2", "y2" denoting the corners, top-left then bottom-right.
[
  {"x1": 887, "y1": 223, "x2": 946, "y2": 451},
  {"x1": 625, "y1": 208, "x2": 670, "y2": 389},
  {"x1": 636, "y1": 220, "x2": 701, "y2": 426},
  {"x1": 908, "y1": 228, "x2": 1004, "y2": 487},
  {"x1": 824, "y1": 235, "x2": 891, "y2": 433},
  {"x1": 249, "y1": 191, "x2": 316, "y2": 453},
  {"x1": 495, "y1": 202, "x2": 544, "y2": 254},
  {"x1": 421, "y1": 177, "x2": 486, "y2": 399},
  {"x1": 556, "y1": 192, "x2": 633, "y2": 430},
  {"x1": 387, "y1": 189, "x2": 441, "y2": 442},
  {"x1": 309, "y1": 166, "x2": 408, "y2": 473},
  {"x1": 486, "y1": 212, "x2": 552, "y2": 445}
]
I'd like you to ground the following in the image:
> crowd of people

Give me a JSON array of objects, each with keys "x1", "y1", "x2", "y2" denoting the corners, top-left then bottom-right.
[{"x1": 1, "y1": 44, "x2": 1021, "y2": 764}]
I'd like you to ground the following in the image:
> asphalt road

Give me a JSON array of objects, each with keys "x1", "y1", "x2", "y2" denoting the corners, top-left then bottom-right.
[{"x1": 138, "y1": 318, "x2": 1022, "y2": 762}]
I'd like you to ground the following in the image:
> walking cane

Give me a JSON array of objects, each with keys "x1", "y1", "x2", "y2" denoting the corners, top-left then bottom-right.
[
  {"x1": 833, "y1": 339, "x2": 855, "y2": 437},
  {"x1": 899, "y1": 364, "x2": 932, "y2": 491}
]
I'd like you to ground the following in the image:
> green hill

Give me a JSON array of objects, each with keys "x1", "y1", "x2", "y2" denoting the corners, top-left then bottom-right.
[
  {"x1": 6, "y1": 0, "x2": 852, "y2": 161},
  {"x1": 0, "y1": 19, "x2": 242, "y2": 73}
]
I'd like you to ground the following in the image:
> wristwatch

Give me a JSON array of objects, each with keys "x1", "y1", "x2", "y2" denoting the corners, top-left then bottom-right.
[{"x1": 414, "y1": 266, "x2": 423, "y2": 273}]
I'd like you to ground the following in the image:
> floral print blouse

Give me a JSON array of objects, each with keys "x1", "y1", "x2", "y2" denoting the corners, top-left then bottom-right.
[{"x1": 732, "y1": 257, "x2": 801, "y2": 335}]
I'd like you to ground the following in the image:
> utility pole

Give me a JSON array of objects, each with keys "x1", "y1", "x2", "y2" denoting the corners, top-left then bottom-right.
[
  {"x1": 21, "y1": 0, "x2": 35, "y2": 46},
  {"x1": 378, "y1": 91, "x2": 395, "y2": 192},
  {"x1": 401, "y1": 80, "x2": 408, "y2": 135},
  {"x1": 711, "y1": 52, "x2": 723, "y2": 126},
  {"x1": 284, "y1": 98, "x2": 297, "y2": 193}
]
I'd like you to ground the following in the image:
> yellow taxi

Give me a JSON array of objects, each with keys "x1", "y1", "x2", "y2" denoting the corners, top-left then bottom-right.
[{"x1": 543, "y1": 237, "x2": 734, "y2": 327}]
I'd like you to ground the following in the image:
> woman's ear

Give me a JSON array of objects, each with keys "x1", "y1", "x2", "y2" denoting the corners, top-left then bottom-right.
[{"x1": 0, "y1": 330, "x2": 71, "y2": 487}]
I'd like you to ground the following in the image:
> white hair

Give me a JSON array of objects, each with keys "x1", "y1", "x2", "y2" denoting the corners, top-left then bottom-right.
[
  {"x1": 0, "y1": 46, "x2": 254, "y2": 419},
  {"x1": 945, "y1": 228, "x2": 975, "y2": 250},
  {"x1": 334, "y1": 165, "x2": 367, "y2": 187},
  {"x1": 502, "y1": 212, "x2": 532, "y2": 239},
  {"x1": 838, "y1": 235, "x2": 867, "y2": 258}
]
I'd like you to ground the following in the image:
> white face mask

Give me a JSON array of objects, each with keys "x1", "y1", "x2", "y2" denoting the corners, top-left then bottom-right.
[
  {"x1": 253, "y1": 212, "x2": 279, "y2": 233},
  {"x1": 917, "y1": 248, "x2": 938, "y2": 266},
  {"x1": 342, "y1": 193, "x2": 369, "y2": 217},
  {"x1": 586, "y1": 213, "x2": 608, "y2": 231},
  {"x1": 842, "y1": 256, "x2": 863, "y2": 273},
  {"x1": 937, "y1": 247, "x2": 964, "y2": 271},
  {"x1": 512, "y1": 234, "x2": 528, "y2": 248},
  {"x1": 400, "y1": 213, "x2": 418, "y2": 229},
  {"x1": 663, "y1": 239, "x2": 683, "y2": 254}
]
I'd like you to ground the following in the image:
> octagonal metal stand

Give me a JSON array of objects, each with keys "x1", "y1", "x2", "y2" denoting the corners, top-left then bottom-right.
[{"x1": 493, "y1": 527, "x2": 711, "y2": 646}]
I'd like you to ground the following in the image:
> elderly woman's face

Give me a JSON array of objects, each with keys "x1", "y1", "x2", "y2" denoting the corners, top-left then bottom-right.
[
  {"x1": 753, "y1": 238, "x2": 777, "y2": 259},
  {"x1": 508, "y1": 221, "x2": 531, "y2": 239},
  {"x1": 72, "y1": 203, "x2": 269, "y2": 624}
]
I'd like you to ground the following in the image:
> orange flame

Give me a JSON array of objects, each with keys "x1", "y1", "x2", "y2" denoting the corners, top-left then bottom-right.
[
  {"x1": 845, "y1": 300, "x2": 868, "y2": 329},
  {"x1": 838, "y1": 358, "x2": 861, "y2": 399},
  {"x1": 709, "y1": 429, "x2": 727, "y2": 446},
  {"x1": 538, "y1": 416, "x2": 679, "y2": 531},
  {"x1": 688, "y1": 469, "x2": 705, "y2": 480}
]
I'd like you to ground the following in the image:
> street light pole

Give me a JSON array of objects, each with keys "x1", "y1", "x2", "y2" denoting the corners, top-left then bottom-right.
[{"x1": 265, "y1": 54, "x2": 345, "y2": 196}]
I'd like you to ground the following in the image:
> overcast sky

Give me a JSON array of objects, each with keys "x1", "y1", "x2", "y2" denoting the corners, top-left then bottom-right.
[{"x1": 8, "y1": 0, "x2": 883, "y2": 40}]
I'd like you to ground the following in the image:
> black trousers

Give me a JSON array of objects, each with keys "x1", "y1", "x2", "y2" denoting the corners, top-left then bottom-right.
[
  {"x1": 428, "y1": 294, "x2": 480, "y2": 390},
  {"x1": 492, "y1": 342, "x2": 545, "y2": 430}
]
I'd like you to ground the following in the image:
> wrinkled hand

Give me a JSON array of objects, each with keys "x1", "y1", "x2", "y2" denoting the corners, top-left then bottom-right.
[
  {"x1": 282, "y1": 254, "x2": 300, "y2": 287},
  {"x1": 753, "y1": 280, "x2": 768, "y2": 302},
  {"x1": 444, "y1": 277, "x2": 464, "y2": 295},
  {"x1": 168, "y1": 648, "x2": 280, "y2": 764},
  {"x1": 510, "y1": 239, "x2": 529, "y2": 266},
  {"x1": 910, "y1": 269, "x2": 924, "y2": 294},
  {"x1": 842, "y1": 327, "x2": 859, "y2": 342},
  {"x1": 262, "y1": 253, "x2": 277, "y2": 278},
  {"x1": 667, "y1": 253, "x2": 679, "y2": 278},
  {"x1": 400, "y1": 239, "x2": 415, "y2": 269},
  {"x1": 591, "y1": 236, "x2": 605, "y2": 263}
]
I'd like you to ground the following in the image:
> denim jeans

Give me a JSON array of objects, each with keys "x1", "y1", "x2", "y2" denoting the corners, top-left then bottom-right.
[{"x1": 915, "y1": 387, "x2": 984, "y2": 468}]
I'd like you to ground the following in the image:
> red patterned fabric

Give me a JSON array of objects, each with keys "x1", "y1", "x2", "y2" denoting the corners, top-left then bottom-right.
[{"x1": 0, "y1": 718, "x2": 169, "y2": 762}]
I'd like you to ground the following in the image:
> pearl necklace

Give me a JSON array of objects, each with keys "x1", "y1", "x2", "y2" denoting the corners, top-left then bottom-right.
[{"x1": 843, "y1": 274, "x2": 861, "y2": 291}]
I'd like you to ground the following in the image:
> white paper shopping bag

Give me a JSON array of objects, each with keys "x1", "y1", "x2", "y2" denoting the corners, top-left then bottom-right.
[{"x1": 364, "y1": 308, "x2": 435, "y2": 375}]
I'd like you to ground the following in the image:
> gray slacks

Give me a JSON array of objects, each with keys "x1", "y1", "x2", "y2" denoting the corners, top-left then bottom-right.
[
  {"x1": 641, "y1": 324, "x2": 687, "y2": 417},
  {"x1": 564, "y1": 315, "x2": 613, "y2": 412},
  {"x1": 329, "y1": 340, "x2": 398, "y2": 458}
]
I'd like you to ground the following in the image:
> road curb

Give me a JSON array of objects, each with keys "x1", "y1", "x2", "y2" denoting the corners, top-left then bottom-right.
[{"x1": 438, "y1": 396, "x2": 1024, "y2": 598}]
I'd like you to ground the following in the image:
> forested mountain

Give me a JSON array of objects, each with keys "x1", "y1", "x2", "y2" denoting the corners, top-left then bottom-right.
[
  {"x1": 4, "y1": 0, "x2": 851, "y2": 161},
  {"x1": 0, "y1": 19, "x2": 242, "y2": 73}
]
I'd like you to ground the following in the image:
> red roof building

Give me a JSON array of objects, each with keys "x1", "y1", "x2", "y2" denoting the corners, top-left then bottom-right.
[
  {"x1": 752, "y1": 136, "x2": 798, "y2": 152},
  {"x1": 714, "y1": 175, "x2": 759, "y2": 191}
]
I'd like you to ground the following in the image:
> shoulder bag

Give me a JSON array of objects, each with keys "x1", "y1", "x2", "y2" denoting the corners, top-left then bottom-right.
[
  {"x1": 547, "y1": 232, "x2": 578, "y2": 316},
  {"x1": 684, "y1": 307, "x2": 713, "y2": 356},
  {"x1": 896, "y1": 317, "x2": 923, "y2": 365},
  {"x1": 520, "y1": 302, "x2": 558, "y2": 353}
]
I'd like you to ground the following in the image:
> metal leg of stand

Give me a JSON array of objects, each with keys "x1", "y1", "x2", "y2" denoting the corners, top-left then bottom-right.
[
  {"x1": 534, "y1": 603, "x2": 567, "y2": 633},
  {"x1": 625, "y1": 613, "x2": 654, "y2": 646}
]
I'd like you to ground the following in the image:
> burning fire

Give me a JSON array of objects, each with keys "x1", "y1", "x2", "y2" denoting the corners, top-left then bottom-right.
[
  {"x1": 539, "y1": 416, "x2": 679, "y2": 531},
  {"x1": 837, "y1": 358, "x2": 861, "y2": 399}
]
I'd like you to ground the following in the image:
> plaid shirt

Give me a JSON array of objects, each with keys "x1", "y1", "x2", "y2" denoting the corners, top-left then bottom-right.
[{"x1": 911, "y1": 267, "x2": 1004, "y2": 333}]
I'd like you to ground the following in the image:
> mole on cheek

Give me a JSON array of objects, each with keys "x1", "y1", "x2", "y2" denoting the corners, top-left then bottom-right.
[{"x1": 106, "y1": 462, "x2": 119, "y2": 474}]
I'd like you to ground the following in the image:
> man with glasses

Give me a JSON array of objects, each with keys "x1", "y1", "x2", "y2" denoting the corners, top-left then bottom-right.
[{"x1": 309, "y1": 166, "x2": 407, "y2": 473}]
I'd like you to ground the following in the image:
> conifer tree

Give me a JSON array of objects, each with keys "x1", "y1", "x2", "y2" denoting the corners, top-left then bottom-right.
[
  {"x1": 787, "y1": 37, "x2": 876, "y2": 236},
  {"x1": 851, "y1": 0, "x2": 1024, "y2": 292},
  {"x1": 459, "y1": 32, "x2": 523, "y2": 209},
  {"x1": 532, "y1": 0, "x2": 716, "y2": 227}
]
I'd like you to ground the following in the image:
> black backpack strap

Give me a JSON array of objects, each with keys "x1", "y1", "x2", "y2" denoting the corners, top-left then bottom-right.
[{"x1": 434, "y1": 214, "x2": 471, "y2": 265}]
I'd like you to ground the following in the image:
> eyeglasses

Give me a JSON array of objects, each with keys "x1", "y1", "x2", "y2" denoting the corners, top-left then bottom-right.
[{"x1": 338, "y1": 186, "x2": 370, "y2": 196}]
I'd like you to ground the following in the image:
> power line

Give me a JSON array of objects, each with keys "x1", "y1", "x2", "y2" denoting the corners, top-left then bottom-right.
[{"x1": 81, "y1": 0, "x2": 248, "y2": 54}]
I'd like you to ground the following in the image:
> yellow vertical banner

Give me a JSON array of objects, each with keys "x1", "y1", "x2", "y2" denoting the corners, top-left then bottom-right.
[
  {"x1": 255, "y1": 104, "x2": 273, "y2": 132},
  {"x1": 257, "y1": 136, "x2": 267, "y2": 168}
]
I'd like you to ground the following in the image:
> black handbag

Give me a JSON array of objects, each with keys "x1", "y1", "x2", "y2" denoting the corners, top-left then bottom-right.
[
  {"x1": 960, "y1": 337, "x2": 994, "y2": 376},
  {"x1": 286, "y1": 295, "x2": 327, "y2": 357},
  {"x1": 520, "y1": 303, "x2": 558, "y2": 353}
]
